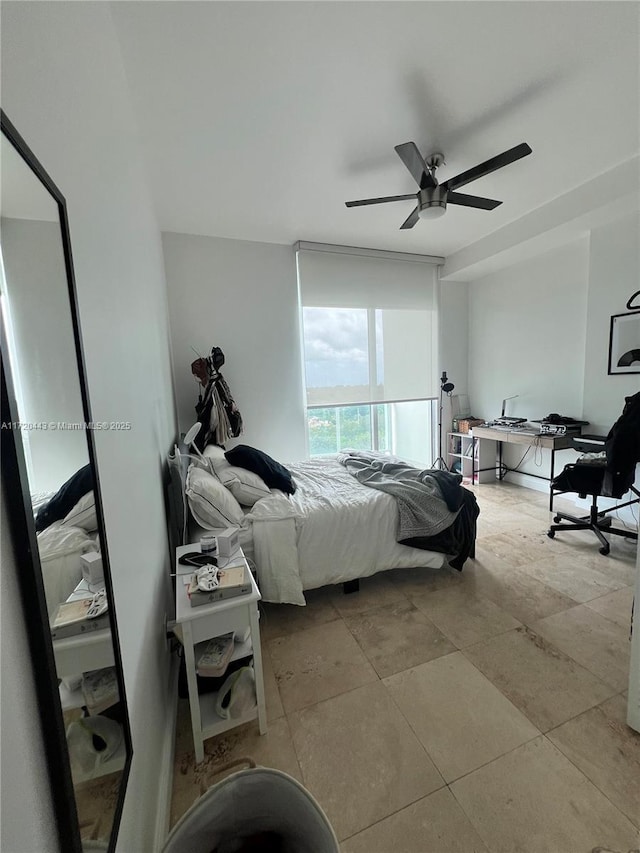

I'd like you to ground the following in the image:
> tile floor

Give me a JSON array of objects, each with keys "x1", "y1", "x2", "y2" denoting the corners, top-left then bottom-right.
[{"x1": 169, "y1": 482, "x2": 640, "y2": 852}]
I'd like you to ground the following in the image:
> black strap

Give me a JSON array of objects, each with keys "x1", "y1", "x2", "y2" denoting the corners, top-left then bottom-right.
[{"x1": 178, "y1": 552, "x2": 218, "y2": 567}]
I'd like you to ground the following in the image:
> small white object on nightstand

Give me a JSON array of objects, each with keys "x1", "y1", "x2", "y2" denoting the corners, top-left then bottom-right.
[{"x1": 81, "y1": 551, "x2": 104, "y2": 585}]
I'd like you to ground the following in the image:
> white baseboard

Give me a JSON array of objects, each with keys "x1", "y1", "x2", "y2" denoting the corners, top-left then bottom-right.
[
  {"x1": 503, "y1": 471, "x2": 639, "y2": 528},
  {"x1": 153, "y1": 655, "x2": 179, "y2": 852},
  {"x1": 501, "y1": 470, "x2": 558, "y2": 500}
]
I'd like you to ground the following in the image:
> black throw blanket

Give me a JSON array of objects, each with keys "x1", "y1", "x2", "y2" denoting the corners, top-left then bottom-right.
[
  {"x1": 402, "y1": 488, "x2": 480, "y2": 570},
  {"x1": 338, "y1": 451, "x2": 479, "y2": 569}
]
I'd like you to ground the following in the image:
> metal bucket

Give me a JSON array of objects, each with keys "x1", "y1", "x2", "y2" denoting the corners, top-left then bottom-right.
[{"x1": 163, "y1": 759, "x2": 339, "y2": 853}]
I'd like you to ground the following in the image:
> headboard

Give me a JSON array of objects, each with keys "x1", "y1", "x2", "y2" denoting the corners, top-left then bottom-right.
[{"x1": 167, "y1": 441, "x2": 190, "y2": 550}]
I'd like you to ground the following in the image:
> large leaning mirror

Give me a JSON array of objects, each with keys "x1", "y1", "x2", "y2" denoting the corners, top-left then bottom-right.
[{"x1": 0, "y1": 112, "x2": 132, "y2": 852}]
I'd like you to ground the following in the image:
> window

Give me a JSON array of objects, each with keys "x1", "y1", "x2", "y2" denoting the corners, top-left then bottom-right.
[{"x1": 297, "y1": 245, "x2": 440, "y2": 466}]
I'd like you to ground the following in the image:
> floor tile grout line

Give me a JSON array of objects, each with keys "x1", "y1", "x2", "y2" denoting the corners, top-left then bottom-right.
[
  {"x1": 280, "y1": 664, "x2": 381, "y2": 720},
  {"x1": 521, "y1": 610, "x2": 631, "y2": 695},
  {"x1": 445, "y1": 732, "x2": 543, "y2": 787},
  {"x1": 457, "y1": 644, "x2": 620, "y2": 735},
  {"x1": 377, "y1": 654, "x2": 543, "y2": 789},
  {"x1": 541, "y1": 732, "x2": 640, "y2": 831},
  {"x1": 445, "y1": 730, "x2": 639, "y2": 853},
  {"x1": 545, "y1": 714, "x2": 640, "y2": 831},
  {"x1": 446, "y1": 775, "x2": 503, "y2": 853},
  {"x1": 273, "y1": 604, "x2": 621, "y2": 734},
  {"x1": 338, "y1": 783, "x2": 449, "y2": 846},
  {"x1": 338, "y1": 597, "x2": 461, "y2": 678}
]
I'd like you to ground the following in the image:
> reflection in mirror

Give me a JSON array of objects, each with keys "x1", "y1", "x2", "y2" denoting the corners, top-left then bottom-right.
[{"x1": 1, "y1": 121, "x2": 131, "y2": 851}]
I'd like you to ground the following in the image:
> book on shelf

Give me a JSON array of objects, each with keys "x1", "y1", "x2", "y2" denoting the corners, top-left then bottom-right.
[
  {"x1": 81, "y1": 667, "x2": 119, "y2": 714},
  {"x1": 195, "y1": 632, "x2": 235, "y2": 677},
  {"x1": 187, "y1": 563, "x2": 251, "y2": 607},
  {"x1": 50, "y1": 599, "x2": 109, "y2": 641}
]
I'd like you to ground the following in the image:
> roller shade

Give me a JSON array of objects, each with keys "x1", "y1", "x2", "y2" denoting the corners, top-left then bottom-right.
[{"x1": 297, "y1": 247, "x2": 439, "y2": 406}]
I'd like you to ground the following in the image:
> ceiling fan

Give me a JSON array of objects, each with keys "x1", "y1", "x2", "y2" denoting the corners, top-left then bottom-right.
[{"x1": 345, "y1": 141, "x2": 532, "y2": 229}]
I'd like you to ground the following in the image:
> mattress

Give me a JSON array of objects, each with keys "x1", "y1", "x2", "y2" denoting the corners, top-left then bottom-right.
[
  {"x1": 244, "y1": 457, "x2": 445, "y2": 605},
  {"x1": 36, "y1": 522, "x2": 97, "y2": 616}
]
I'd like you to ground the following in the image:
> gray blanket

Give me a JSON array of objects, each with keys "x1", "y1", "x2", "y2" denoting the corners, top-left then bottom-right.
[{"x1": 337, "y1": 452, "x2": 460, "y2": 539}]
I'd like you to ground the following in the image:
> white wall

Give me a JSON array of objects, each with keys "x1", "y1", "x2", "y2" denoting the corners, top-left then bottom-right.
[
  {"x1": 1, "y1": 217, "x2": 88, "y2": 494},
  {"x1": 439, "y1": 279, "x2": 469, "y2": 400},
  {"x1": 582, "y1": 213, "x2": 640, "y2": 432},
  {"x1": 468, "y1": 238, "x2": 590, "y2": 482},
  {"x1": 2, "y1": 4, "x2": 177, "y2": 851},
  {"x1": 468, "y1": 214, "x2": 640, "y2": 491},
  {"x1": 439, "y1": 279, "x2": 470, "y2": 459},
  {"x1": 162, "y1": 231, "x2": 307, "y2": 462},
  {"x1": 164, "y1": 233, "x2": 462, "y2": 466}
]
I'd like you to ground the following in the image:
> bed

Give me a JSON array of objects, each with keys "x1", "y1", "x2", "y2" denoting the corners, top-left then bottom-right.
[
  {"x1": 32, "y1": 487, "x2": 99, "y2": 616},
  {"x1": 170, "y1": 447, "x2": 477, "y2": 606}
]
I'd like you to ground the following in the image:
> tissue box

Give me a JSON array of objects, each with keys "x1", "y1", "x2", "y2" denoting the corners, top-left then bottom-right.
[
  {"x1": 216, "y1": 528, "x2": 240, "y2": 558},
  {"x1": 81, "y1": 551, "x2": 103, "y2": 585}
]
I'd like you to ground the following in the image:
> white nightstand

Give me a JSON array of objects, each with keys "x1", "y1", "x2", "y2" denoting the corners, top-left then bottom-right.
[{"x1": 173, "y1": 543, "x2": 267, "y2": 763}]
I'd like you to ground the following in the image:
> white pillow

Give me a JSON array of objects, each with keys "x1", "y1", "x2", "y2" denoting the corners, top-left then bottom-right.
[
  {"x1": 185, "y1": 465, "x2": 244, "y2": 529},
  {"x1": 60, "y1": 491, "x2": 98, "y2": 531},
  {"x1": 202, "y1": 445, "x2": 270, "y2": 506}
]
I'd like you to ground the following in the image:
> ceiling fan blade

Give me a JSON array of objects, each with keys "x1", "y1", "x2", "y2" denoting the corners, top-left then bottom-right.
[
  {"x1": 442, "y1": 143, "x2": 532, "y2": 193},
  {"x1": 447, "y1": 192, "x2": 502, "y2": 210},
  {"x1": 394, "y1": 142, "x2": 436, "y2": 189},
  {"x1": 399, "y1": 206, "x2": 420, "y2": 229},
  {"x1": 345, "y1": 193, "x2": 416, "y2": 208}
]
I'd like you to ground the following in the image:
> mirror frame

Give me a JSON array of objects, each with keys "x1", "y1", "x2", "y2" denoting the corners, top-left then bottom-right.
[{"x1": 0, "y1": 110, "x2": 132, "y2": 852}]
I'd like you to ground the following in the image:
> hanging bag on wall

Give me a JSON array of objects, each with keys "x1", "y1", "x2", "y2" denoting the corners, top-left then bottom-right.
[{"x1": 191, "y1": 347, "x2": 243, "y2": 449}]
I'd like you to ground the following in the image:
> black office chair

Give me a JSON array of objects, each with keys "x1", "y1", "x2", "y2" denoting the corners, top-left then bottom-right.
[{"x1": 547, "y1": 392, "x2": 640, "y2": 555}]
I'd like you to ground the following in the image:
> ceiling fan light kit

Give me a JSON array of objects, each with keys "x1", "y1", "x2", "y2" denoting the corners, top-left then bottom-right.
[
  {"x1": 346, "y1": 141, "x2": 532, "y2": 229},
  {"x1": 418, "y1": 185, "x2": 447, "y2": 220}
]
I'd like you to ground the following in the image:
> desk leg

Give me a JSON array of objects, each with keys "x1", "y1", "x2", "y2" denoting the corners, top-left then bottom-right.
[
  {"x1": 249, "y1": 606, "x2": 268, "y2": 735},
  {"x1": 472, "y1": 436, "x2": 476, "y2": 485},
  {"x1": 182, "y1": 621, "x2": 205, "y2": 764},
  {"x1": 549, "y1": 448, "x2": 556, "y2": 513}
]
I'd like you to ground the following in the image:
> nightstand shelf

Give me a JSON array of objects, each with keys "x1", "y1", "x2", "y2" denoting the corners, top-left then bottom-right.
[{"x1": 199, "y1": 690, "x2": 258, "y2": 740}]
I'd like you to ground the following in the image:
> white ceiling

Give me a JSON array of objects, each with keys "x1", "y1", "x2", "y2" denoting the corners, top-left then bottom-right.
[{"x1": 111, "y1": 1, "x2": 639, "y2": 258}]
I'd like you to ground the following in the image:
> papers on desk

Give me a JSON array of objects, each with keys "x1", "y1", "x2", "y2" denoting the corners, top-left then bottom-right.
[{"x1": 485, "y1": 423, "x2": 541, "y2": 435}]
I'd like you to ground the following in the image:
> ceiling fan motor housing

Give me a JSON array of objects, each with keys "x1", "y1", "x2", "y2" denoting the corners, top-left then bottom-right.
[{"x1": 418, "y1": 185, "x2": 447, "y2": 219}]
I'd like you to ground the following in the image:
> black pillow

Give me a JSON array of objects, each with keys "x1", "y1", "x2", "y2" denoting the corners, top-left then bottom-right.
[
  {"x1": 35, "y1": 463, "x2": 94, "y2": 532},
  {"x1": 224, "y1": 445, "x2": 296, "y2": 495}
]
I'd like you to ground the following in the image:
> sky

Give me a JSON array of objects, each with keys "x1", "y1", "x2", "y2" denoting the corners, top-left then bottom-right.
[{"x1": 302, "y1": 307, "x2": 382, "y2": 388}]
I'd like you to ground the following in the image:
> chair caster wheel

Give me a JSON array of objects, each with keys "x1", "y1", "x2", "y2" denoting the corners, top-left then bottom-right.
[
  {"x1": 599, "y1": 545, "x2": 610, "y2": 556},
  {"x1": 547, "y1": 530, "x2": 555, "y2": 539},
  {"x1": 553, "y1": 516, "x2": 561, "y2": 524}
]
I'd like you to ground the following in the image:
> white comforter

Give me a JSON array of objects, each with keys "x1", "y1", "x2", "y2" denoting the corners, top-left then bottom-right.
[{"x1": 245, "y1": 457, "x2": 444, "y2": 605}]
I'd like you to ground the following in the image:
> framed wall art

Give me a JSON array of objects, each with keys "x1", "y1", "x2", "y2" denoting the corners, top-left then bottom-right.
[{"x1": 608, "y1": 310, "x2": 640, "y2": 375}]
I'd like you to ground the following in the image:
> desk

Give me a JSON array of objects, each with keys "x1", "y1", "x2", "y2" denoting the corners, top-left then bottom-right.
[{"x1": 471, "y1": 426, "x2": 576, "y2": 510}]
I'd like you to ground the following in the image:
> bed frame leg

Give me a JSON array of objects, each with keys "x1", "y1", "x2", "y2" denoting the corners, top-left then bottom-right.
[{"x1": 343, "y1": 579, "x2": 360, "y2": 595}]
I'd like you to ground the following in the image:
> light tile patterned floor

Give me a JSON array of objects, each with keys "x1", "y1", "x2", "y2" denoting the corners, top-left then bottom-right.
[{"x1": 169, "y1": 482, "x2": 639, "y2": 852}]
